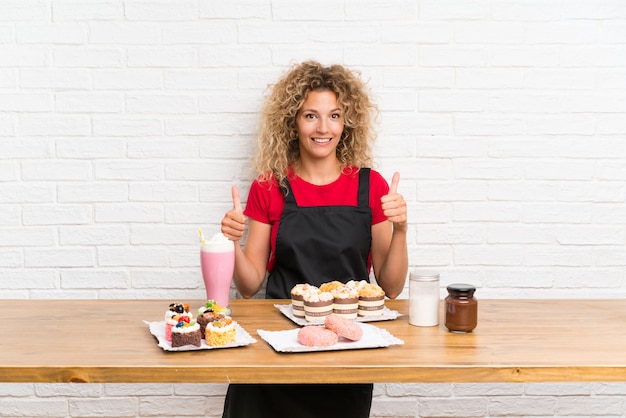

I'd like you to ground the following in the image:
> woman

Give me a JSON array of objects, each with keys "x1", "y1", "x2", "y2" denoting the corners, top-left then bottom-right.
[{"x1": 220, "y1": 61, "x2": 408, "y2": 418}]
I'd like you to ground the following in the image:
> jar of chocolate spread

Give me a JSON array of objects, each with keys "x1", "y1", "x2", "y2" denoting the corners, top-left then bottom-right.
[{"x1": 444, "y1": 283, "x2": 477, "y2": 333}]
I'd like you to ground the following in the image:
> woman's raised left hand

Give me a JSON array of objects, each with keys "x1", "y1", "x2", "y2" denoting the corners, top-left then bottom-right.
[{"x1": 380, "y1": 172, "x2": 408, "y2": 232}]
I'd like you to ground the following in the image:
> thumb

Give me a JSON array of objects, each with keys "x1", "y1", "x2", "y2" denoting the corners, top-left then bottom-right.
[
  {"x1": 232, "y1": 185, "x2": 243, "y2": 213},
  {"x1": 389, "y1": 172, "x2": 400, "y2": 194}
]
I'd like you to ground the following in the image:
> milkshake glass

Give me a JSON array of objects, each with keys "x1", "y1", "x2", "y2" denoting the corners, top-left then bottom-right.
[{"x1": 200, "y1": 232, "x2": 234, "y2": 309}]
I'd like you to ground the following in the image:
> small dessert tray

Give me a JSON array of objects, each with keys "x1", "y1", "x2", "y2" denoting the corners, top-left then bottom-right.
[
  {"x1": 274, "y1": 304, "x2": 400, "y2": 326},
  {"x1": 144, "y1": 320, "x2": 257, "y2": 352},
  {"x1": 257, "y1": 323, "x2": 404, "y2": 353}
]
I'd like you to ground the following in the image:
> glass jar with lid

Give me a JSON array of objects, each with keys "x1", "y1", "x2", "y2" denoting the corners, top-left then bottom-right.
[
  {"x1": 409, "y1": 270, "x2": 440, "y2": 327},
  {"x1": 444, "y1": 283, "x2": 477, "y2": 333}
]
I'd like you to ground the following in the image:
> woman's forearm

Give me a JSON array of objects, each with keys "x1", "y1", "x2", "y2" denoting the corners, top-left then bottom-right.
[
  {"x1": 376, "y1": 227, "x2": 408, "y2": 299},
  {"x1": 232, "y1": 219, "x2": 272, "y2": 298},
  {"x1": 232, "y1": 243, "x2": 266, "y2": 298}
]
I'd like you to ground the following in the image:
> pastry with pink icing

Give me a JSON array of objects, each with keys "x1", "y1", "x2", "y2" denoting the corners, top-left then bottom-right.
[{"x1": 297, "y1": 325, "x2": 338, "y2": 347}]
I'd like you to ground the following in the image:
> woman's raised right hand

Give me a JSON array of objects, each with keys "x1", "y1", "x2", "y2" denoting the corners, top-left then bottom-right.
[{"x1": 220, "y1": 185, "x2": 246, "y2": 241}]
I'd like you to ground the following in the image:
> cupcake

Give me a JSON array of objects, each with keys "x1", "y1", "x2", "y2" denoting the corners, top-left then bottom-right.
[
  {"x1": 346, "y1": 280, "x2": 368, "y2": 292},
  {"x1": 171, "y1": 320, "x2": 201, "y2": 348},
  {"x1": 303, "y1": 290, "x2": 334, "y2": 323},
  {"x1": 290, "y1": 284, "x2": 314, "y2": 318},
  {"x1": 164, "y1": 303, "x2": 192, "y2": 342},
  {"x1": 357, "y1": 283, "x2": 385, "y2": 317},
  {"x1": 205, "y1": 316, "x2": 236, "y2": 347},
  {"x1": 319, "y1": 280, "x2": 344, "y2": 293},
  {"x1": 331, "y1": 285, "x2": 359, "y2": 320}
]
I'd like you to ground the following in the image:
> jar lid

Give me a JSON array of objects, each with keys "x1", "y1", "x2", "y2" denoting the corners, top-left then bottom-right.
[
  {"x1": 409, "y1": 270, "x2": 440, "y2": 281},
  {"x1": 446, "y1": 283, "x2": 476, "y2": 292}
]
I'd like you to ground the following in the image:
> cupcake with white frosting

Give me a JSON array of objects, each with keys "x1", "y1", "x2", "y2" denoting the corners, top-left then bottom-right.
[
  {"x1": 331, "y1": 285, "x2": 359, "y2": 320},
  {"x1": 357, "y1": 283, "x2": 385, "y2": 317},
  {"x1": 290, "y1": 284, "x2": 314, "y2": 318},
  {"x1": 303, "y1": 290, "x2": 334, "y2": 323}
]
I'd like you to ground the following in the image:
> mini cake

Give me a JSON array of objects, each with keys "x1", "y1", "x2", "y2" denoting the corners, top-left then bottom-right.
[
  {"x1": 205, "y1": 316, "x2": 236, "y2": 347},
  {"x1": 196, "y1": 300, "x2": 226, "y2": 339},
  {"x1": 331, "y1": 285, "x2": 359, "y2": 320},
  {"x1": 357, "y1": 283, "x2": 386, "y2": 317},
  {"x1": 164, "y1": 303, "x2": 192, "y2": 342},
  {"x1": 303, "y1": 290, "x2": 333, "y2": 323},
  {"x1": 171, "y1": 320, "x2": 201, "y2": 348},
  {"x1": 290, "y1": 284, "x2": 314, "y2": 318}
]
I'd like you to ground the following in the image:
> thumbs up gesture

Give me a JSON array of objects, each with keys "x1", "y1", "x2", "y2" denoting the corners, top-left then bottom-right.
[
  {"x1": 381, "y1": 172, "x2": 408, "y2": 232},
  {"x1": 232, "y1": 185, "x2": 243, "y2": 214},
  {"x1": 221, "y1": 185, "x2": 247, "y2": 241}
]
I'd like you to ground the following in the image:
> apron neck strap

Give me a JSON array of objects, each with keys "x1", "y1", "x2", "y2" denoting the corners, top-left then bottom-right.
[
  {"x1": 280, "y1": 167, "x2": 371, "y2": 207},
  {"x1": 357, "y1": 168, "x2": 370, "y2": 208},
  {"x1": 280, "y1": 176, "x2": 296, "y2": 205}
]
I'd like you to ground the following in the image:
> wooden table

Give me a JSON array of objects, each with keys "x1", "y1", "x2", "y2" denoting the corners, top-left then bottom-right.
[{"x1": 2, "y1": 299, "x2": 625, "y2": 384}]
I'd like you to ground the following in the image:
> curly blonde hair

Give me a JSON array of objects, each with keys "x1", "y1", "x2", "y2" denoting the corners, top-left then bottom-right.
[{"x1": 253, "y1": 61, "x2": 378, "y2": 188}]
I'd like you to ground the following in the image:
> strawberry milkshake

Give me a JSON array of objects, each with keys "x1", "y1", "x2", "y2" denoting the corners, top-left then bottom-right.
[{"x1": 200, "y1": 232, "x2": 234, "y2": 308}]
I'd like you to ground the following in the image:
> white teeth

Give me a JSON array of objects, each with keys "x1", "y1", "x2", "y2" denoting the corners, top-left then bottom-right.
[{"x1": 313, "y1": 138, "x2": 332, "y2": 143}]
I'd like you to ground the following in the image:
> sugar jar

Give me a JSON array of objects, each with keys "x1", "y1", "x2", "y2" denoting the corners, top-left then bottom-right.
[{"x1": 409, "y1": 270, "x2": 440, "y2": 326}]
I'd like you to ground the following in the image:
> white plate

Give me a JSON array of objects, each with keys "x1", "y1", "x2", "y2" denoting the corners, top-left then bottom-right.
[
  {"x1": 275, "y1": 304, "x2": 401, "y2": 326},
  {"x1": 257, "y1": 322, "x2": 404, "y2": 353},
  {"x1": 145, "y1": 320, "x2": 257, "y2": 352}
]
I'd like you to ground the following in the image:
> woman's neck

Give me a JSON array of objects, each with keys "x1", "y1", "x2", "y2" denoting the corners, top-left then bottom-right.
[{"x1": 293, "y1": 158, "x2": 343, "y2": 186}]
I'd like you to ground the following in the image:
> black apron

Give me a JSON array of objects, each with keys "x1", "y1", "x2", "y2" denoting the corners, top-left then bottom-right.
[{"x1": 222, "y1": 168, "x2": 374, "y2": 418}]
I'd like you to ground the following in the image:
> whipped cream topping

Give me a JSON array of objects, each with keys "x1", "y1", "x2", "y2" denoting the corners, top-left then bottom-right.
[
  {"x1": 201, "y1": 232, "x2": 233, "y2": 252},
  {"x1": 303, "y1": 290, "x2": 333, "y2": 303},
  {"x1": 171, "y1": 321, "x2": 200, "y2": 333}
]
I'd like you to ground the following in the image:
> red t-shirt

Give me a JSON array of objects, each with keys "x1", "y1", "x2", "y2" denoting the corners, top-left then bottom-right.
[{"x1": 244, "y1": 167, "x2": 390, "y2": 272}]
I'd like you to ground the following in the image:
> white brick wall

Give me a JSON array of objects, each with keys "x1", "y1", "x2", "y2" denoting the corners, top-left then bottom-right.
[{"x1": 1, "y1": 0, "x2": 625, "y2": 416}]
